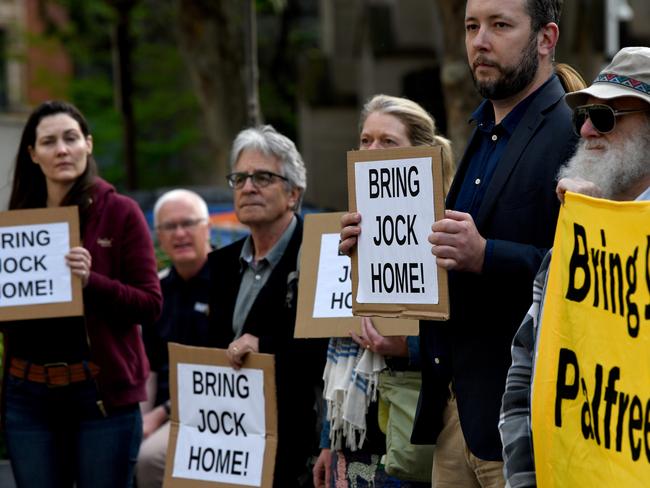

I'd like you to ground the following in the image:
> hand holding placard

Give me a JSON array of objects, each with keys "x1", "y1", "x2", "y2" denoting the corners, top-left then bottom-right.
[
  {"x1": 339, "y1": 212, "x2": 361, "y2": 256},
  {"x1": 429, "y1": 210, "x2": 486, "y2": 273},
  {"x1": 0, "y1": 207, "x2": 83, "y2": 321},
  {"x1": 346, "y1": 146, "x2": 449, "y2": 321},
  {"x1": 65, "y1": 246, "x2": 92, "y2": 287},
  {"x1": 294, "y1": 213, "x2": 420, "y2": 337},
  {"x1": 165, "y1": 344, "x2": 278, "y2": 488}
]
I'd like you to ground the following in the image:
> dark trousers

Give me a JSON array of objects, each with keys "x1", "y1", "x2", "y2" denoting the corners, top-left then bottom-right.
[{"x1": 4, "y1": 375, "x2": 142, "y2": 488}]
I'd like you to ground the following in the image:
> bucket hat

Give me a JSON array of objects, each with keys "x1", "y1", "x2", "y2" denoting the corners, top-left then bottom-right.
[{"x1": 565, "y1": 46, "x2": 650, "y2": 108}]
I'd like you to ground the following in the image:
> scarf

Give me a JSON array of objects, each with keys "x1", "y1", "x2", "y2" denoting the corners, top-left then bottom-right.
[{"x1": 323, "y1": 337, "x2": 386, "y2": 450}]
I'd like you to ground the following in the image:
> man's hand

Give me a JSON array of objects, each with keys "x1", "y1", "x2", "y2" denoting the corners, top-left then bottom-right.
[
  {"x1": 339, "y1": 212, "x2": 361, "y2": 255},
  {"x1": 312, "y1": 448, "x2": 332, "y2": 488},
  {"x1": 429, "y1": 210, "x2": 486, "y2": 273},
  {"x1": 556, "y1": 177, "x2": 603, "y2": 204},
  {"x1": 350, "y1": 317, "x2": 408, "y2": 357},
  {"x1": 226, "y1": 333, "x2": 260, "y2": 370}
]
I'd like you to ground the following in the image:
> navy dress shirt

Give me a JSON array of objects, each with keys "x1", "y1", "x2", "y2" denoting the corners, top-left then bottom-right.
[{"x1": 452, "y1": 75, "x2": 556, "y2": 268}]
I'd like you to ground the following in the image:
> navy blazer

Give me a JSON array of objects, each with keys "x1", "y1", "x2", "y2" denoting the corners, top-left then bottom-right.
[
  {"x1": 208, "y1": 217, "x2": 327, "y2": 487},
  {"x1": 413, "y1": 75, "x2": 579, "y2": 461}
]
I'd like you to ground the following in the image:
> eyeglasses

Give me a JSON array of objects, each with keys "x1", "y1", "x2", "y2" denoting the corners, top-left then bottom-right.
[
  {"x1": 572, "y1": 104, "x2": 650, "y2": 136},
  {"x1": 226, "y1": 171, "x2": 288, "y2": 189},
  {"x1": 156, "y1": 218, "x2": 205, "y2": 233}
]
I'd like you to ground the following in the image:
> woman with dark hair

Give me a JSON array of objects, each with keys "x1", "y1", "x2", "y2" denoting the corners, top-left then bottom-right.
[{"x1": 2, "y1": 100, "x2": 162, "y2": 487}]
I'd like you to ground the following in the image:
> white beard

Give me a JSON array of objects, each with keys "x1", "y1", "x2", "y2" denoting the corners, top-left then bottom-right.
[{"x1": 558, "y1": 128, "x2": 650, "y2": 199}]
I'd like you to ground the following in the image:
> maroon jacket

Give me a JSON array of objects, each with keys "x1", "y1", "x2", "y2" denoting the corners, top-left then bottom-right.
[{"x1": 82, "y1": 178, "x2": 162, "y2": 407}]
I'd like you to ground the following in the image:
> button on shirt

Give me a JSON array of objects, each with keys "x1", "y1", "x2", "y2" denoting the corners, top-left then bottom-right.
[
  {"x1": 232, "y1": 215, "x2": 297, "y2": 338},
  {"x1": 452, "y1": 75, "x2": 555, "y2": 267}
]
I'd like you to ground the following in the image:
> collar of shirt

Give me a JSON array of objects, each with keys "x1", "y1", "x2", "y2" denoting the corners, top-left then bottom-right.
[
  {"x1": 238, "y1": 214, "x2": 297, "y2": 273},
  {"x1": 635, "y1": 186, "x2": 650, "y2": 201},
  {"x1": 166, "y1": 258, "x2": 211, "y2": 286},
  {"x1": 470, "y1": 74, "x2": 557, "y2": 137}
]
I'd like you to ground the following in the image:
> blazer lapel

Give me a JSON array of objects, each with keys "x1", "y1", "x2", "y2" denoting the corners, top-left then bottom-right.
[
  {"x1": 219, "y1": 242, "x2": 244, "y2": 343},
  {"x1": 475, "y1": 77, "x2": 566, "y2": 228},
  {"x1": 243, "y1": 217, "x2": 303, "y2": 329}
]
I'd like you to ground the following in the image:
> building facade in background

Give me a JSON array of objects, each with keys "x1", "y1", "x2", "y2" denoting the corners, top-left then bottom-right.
[{"x1": 0, "y1": 0, "x2": 70, "y2": 210}]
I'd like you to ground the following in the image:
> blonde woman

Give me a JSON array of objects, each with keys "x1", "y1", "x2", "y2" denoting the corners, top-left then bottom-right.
[{"x1": 314, "y1": 95, "x2": 454, "y2": 488}]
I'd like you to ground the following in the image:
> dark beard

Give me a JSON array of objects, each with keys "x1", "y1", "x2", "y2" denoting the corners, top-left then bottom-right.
[{"x1": 471, "y1": 33, "x2": 539, "y2": 100}]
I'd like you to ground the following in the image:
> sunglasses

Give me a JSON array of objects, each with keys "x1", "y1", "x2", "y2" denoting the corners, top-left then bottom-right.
[
  {"x1": 572, "y1": 104, "x2": 650, "y2": 136},
  {"x1": 226, "y1": 170, "x2": 288, "y2": 189}
]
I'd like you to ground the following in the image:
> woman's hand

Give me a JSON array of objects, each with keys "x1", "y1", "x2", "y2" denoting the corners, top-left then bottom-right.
[
  {"x1": 350, "y1": 317, "x2": 409, "y2": 357},
  {"x1": 339, "y1": 212, "x2": 362, "y2": 255},
  {"x1": 226, "y1": 333, "x2": 260, "y2": 370},
  {"x1": 66, "y1": 246, "x2": 92, "y2": 287},
  {"x1": 142, "y1": 404, "x2": 168, "y2": 440},
  {"x1": 312, "y1": 448, "x2": 332, "y2": 488}
]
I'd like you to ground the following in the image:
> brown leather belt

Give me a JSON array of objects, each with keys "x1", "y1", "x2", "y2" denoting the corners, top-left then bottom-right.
[{"x1": 9, "y1": 358, "x2": 100, "y2": 387}]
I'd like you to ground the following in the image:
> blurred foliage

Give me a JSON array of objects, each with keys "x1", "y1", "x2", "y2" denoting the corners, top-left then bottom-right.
[
  {"x1": 34, "y1": 0, "x2": 210, "y2": 190},
  {"x1": 255, "y1": 0, "x2": 319, "y2": 141},
  {"x1": 28, "y1": 0, "x2": 320, "y2": 189}
]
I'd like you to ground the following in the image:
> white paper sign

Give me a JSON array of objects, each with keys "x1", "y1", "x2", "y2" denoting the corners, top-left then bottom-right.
[
  {"x1": 313, "y1": 233, "x2": 353, "y2": 318},
  {"x1": 0, "y1": 222, "x2": 72, "y2": 307},
  {"x1": 355, "y1": 157, "x2": 438, "y2": 304},
  {"x1": 172, "y1": 363, "x2": 266, "y2": 486}
]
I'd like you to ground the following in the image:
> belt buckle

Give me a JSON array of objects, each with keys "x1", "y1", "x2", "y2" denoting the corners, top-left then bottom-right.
[{"x1": 43, "y1": 362, "x2": 70, "y2": 388}]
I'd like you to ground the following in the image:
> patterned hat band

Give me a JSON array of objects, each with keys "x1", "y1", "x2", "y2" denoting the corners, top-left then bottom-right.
[
  {"x1": 565, "y1": 47, "x2": 650, "y2": 109},
  {"x1": 595, "y1": 73, "x2": 650, "y2": 96}
]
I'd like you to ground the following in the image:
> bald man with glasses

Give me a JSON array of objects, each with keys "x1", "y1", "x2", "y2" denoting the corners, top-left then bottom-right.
[{"x1": 137, "y1": 189, "x2": 213, "y2": 488}]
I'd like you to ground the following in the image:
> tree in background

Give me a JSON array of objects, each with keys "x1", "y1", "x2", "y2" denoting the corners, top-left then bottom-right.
[
  {"x1": 28, "y1": 0, "x2": 607, "y2": 193},
  {"x1": 31, "y1": 0, "x2": 314, "y2": 189},
  {"x1": 436, "y1": 0, "x2": 481, "y2": 155},
  {"x1": 172, "y1": 0, "x2": 249, "y2": 185},
  {"x1": 36, "y1": 0, "x2": 211, "y2": 189},
  {"x1": 174, "y1": 0, "x2": 317, "y2": 182}
]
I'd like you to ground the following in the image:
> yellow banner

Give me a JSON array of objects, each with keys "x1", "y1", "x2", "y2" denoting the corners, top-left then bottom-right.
[{"x1": 532, "y1": 192, "x2": 650, "y2": 487}]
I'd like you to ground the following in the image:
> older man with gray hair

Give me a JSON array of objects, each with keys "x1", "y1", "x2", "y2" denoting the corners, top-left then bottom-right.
[
  {"x1": 500, "y1": 46, "x2": 650, "y2": 488},
  {"x1": 208, "y1": 125, "x2": 327, "y2": 487}
]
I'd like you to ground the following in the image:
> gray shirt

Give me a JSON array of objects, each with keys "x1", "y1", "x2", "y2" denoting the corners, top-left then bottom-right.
[{"x1": 232, "y1": 215, "x2": 297, "y2": 338}]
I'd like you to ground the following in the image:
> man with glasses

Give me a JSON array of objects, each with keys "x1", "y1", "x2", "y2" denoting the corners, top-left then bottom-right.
[
  {"x1": 136, "y1": 189, "x2": 212, "y2": 488},
  {"x1": 500, "y1": 46, "x2": 650, "y2": 488},
  {"x1": 208, "y1": 125, "x2": 326, "y2": 487}
]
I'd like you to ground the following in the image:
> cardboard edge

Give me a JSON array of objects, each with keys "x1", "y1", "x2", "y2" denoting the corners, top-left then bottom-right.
[
  {"x1": 164, "y1": 343, "x2": 278, "y2": 488},
  {"x1": 295, "y1": 212, "x2": 420, "y2": 336},
  {"x1": 347, "y1": 147, "x2": 450, "y2": 322},
  {"x1": 0, "y1": 206, "x2": 83, "y2": 321}
]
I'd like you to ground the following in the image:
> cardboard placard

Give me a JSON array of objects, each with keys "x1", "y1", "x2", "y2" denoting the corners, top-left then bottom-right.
[
  {"x1": 0, "y1": 206, "x2": 83, "y2": 321},
  {"x1": 164, "y1": 343, "x2": 277, "y2": 488},
  {"x1": 347, "y1": 146, "x2": 449, "y2": 321},
  {"x1": 295, "y1": 212, "x2": 418, "y2": 337}
]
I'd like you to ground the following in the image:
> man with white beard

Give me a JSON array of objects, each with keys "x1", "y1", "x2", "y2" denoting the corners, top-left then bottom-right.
[{"x1": 499, "y1": 46, "x2": 650, "y2": 488}]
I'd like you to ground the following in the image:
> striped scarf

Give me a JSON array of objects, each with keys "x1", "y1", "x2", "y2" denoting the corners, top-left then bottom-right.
[{"x1": 323, "y1": 337, "x2": 386, "y2": 450}]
